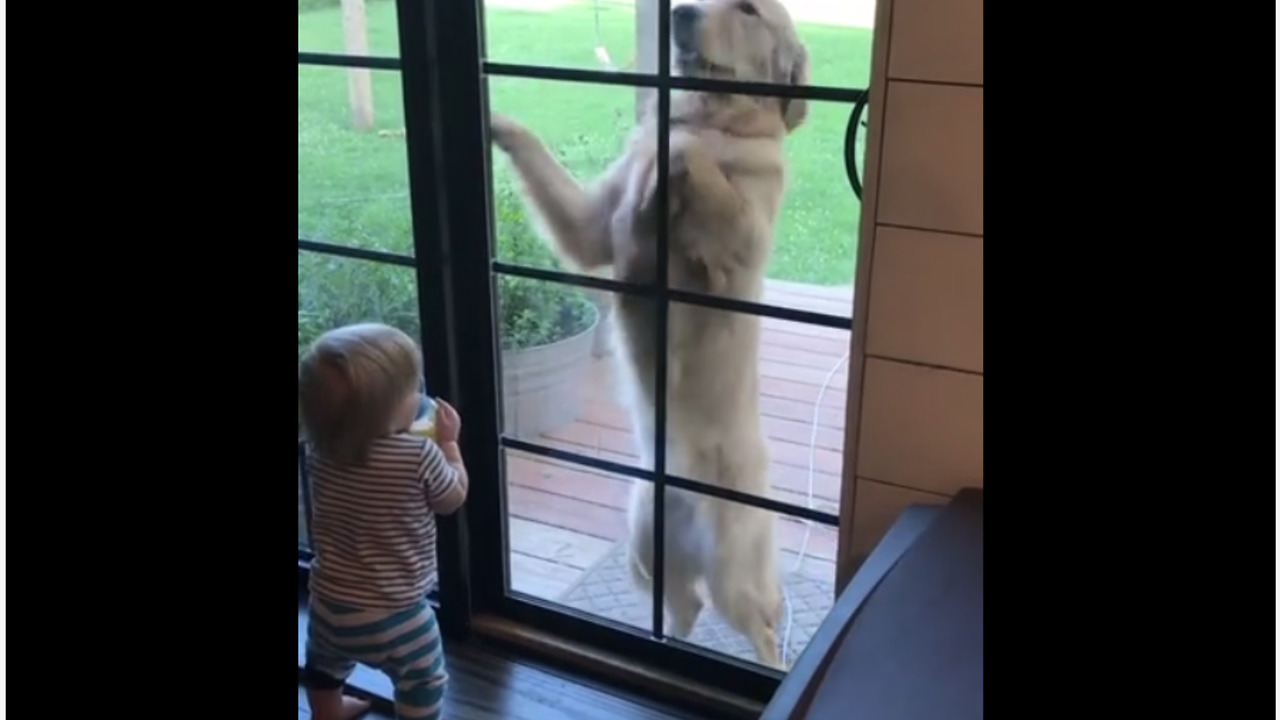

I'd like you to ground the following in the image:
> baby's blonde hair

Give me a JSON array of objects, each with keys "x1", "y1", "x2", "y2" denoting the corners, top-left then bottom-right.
[{"x1": 299, "y1": 323, "x2": 423, "y2": 465}]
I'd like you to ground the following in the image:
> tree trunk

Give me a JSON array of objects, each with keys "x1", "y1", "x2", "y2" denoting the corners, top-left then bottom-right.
[{"x1": 341, "y1": 0, "x2": 375, "y2": 131}]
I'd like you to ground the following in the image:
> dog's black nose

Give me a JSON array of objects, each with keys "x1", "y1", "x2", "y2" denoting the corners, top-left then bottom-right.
[
  {"x1": 672, "y1": 3, "x2": 701, "y2": 47},
  {"x1": 672, "y1": 3, "x2": 701, "y2": 26}
]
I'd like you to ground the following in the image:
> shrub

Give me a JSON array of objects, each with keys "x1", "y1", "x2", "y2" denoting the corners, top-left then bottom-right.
[
  {"x1": 298, "y1": 182, "x2": 595, "y2": 358},
  {"x1": 297, "y1": 253, "x2": 420, "y2": 359}
]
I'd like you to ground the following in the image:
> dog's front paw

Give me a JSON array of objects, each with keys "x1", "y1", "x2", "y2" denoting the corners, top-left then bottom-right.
[
  {"x1": 665, "y1": 146, "x2": 691, "y2": 180},
  {"x1": 489, "y1": 112, "x2": 529, "y2": 153},
  {"x1": 673, "y1": 141, "x2": 719, "y2": 183},
  {"x1": 638, "y1": 144, "x2": 699, "y2": 212},
  {"x1": 637, "y1": 159, "x2": 684, "y2": 224}
]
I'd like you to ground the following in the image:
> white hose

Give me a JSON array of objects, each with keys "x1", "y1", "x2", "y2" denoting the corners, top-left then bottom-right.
[{"x1": 779, "y1": 350, "x2": 850, "y2": 667}]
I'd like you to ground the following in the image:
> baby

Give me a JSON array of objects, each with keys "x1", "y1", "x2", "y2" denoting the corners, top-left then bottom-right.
[{"x1": 298, "y1": 322, "x2": 469, "y2": 720}]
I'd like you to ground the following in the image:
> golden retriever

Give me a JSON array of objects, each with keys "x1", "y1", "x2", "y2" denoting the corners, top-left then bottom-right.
[{"x1": 489, "y1": 0, "x2": 810, "y2": 668}]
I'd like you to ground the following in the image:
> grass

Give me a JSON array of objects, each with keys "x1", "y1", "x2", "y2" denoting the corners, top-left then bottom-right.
[{"x1": 298, "y1": 0, "x2": 872, "y2": 285}]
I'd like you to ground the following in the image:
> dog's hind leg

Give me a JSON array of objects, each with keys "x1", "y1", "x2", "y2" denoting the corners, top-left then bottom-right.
[
  {"x1": 627, "y1": 483, "x2": 706, "y2": 638},
  {"x1": 627, "y1": 541, "x2": 704, "y2": 639},
  {"x1": 700, "y1": 446, "x2": 785, "y2": 669},
  {"x1": 706, "y1": 543, "x2": 783, "y2": 669},
  {"x1": 627, "y1": 481, "x2": 657, "y2": 591},
  {"x1": 662, "y1": 558, "x2": 704, "y2": 639}
]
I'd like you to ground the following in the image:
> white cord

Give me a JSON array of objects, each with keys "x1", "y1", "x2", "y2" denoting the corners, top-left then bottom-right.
[{"x1": 779, "y1": 350, "x2": 851, "y2": 667}]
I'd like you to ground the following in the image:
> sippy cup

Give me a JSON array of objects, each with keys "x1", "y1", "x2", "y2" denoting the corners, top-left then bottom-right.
[{"x1": 409, "y1": 393, "x2": 438, "y2": 440}]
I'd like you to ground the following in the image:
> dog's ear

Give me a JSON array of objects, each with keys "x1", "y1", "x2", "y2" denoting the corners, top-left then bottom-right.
[{"x1": 778, "y1": 45, "x2": 810, "y2": 132}]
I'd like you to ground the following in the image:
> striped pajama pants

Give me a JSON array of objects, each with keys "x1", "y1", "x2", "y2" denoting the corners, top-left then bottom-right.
[{"x1": 304, "y1": 597, "x2": 448, "y2": 720}]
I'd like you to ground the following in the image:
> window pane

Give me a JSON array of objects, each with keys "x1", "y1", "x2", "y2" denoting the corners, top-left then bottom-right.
[
  {"x1": 484, "y1": 0, "x2": 635, "y2": 73},
  {"x1": 495, "y1": 280, "x2": 642, "y2": 464},
  {"x1": 298, "y1": 0, "x2": 400, "y2": 57},
  {"x1": 660, "y1": 493, "x2": 839, "y2": 669},
  {"x1": 298, "y1": 252, "x2": 421, "y2": 360},
  {"x1": 504, "y1": 448, "x2": 647, "y2": 633},
  {"x1": 769, "y1": 99, "x2": 865, "y2": 291},
  {"x1": 482, "y1": 0, "x2": 874, "y2": 91},
  {"x1": 298, "y1": 65, "x2": 413, "y2": 256},
  {"x1": 789, "y1": 1, "x2": 876, "y2": 89},
  {"x1": 488, "y1": 77, "x2": 636, "y2": 276},
  {"x1": 661, "y1": 301, "x2": 851, "y2": 516}
]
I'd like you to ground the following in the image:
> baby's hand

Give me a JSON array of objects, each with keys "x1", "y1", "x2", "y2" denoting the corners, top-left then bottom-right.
[{"x1": 435, "y1": 399, "x2": 462, "y2": 444}]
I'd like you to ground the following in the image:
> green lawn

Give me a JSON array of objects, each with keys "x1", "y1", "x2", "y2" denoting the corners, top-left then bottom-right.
[{"x1": 298, "y1": 0, "x2": 872, "y2": 285}]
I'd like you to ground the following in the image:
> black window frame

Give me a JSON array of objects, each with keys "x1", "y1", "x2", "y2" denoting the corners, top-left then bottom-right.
[{"x1": 298, "y1": 0, "x2": 871, "y2": 705}]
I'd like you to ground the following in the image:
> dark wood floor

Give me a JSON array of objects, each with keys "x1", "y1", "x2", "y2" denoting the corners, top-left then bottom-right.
[{"x1": 297, "y1": 639, "x2": 707, "y2": 720}]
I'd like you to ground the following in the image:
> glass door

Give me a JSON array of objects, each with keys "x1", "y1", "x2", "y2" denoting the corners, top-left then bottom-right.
[
  {"x1": 439, "y1": 0, "x2": 877, "y2": 703},
  {"x1": 299, "y1": 0, "x2": 876, "y2": 703},
  {"x1": 296, "y1": 0, "x2": 473, "y2": 635}
]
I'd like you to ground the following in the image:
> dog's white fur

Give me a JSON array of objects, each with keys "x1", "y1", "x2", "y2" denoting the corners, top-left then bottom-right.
[{"x1": 489, "y1": 0, "x2": 809, "y2": 668}]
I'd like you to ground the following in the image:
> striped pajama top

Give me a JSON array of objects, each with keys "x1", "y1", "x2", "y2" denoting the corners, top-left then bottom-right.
[{"x1": 307, "y1": 433, "x2": 462, "y2": 609}]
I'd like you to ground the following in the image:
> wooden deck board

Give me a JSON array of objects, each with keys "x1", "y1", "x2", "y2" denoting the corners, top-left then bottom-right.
[
  {"x1": 507, "y1": 455, "x2": 840, "y2": 559},
  {"x1": 505, "y1": 280, "x2": 850, "y2": 597},
  {"x1": 509, "y1": 551, "x2": 587, "y2": 599}
]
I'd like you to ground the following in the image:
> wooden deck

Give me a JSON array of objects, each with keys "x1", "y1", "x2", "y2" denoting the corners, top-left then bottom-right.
[{"x1": 507, "y1": 279, "x2": 855, "y2": 600}]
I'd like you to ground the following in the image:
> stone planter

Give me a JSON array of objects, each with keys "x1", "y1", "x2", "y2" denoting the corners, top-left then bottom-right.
[{"x1": 502, "y1": 305, "x2": 600, "y2": 438}]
